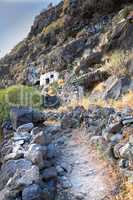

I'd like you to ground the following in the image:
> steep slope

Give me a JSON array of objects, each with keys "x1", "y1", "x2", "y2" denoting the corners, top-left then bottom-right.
[{"x1": 0, "y1": 0, "x2": 132, "y2": 88}]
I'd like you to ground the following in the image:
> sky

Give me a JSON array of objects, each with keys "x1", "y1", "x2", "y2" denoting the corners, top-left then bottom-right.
[{"x1": 0, "y1": 0, "x2": 61, "y2": 58}]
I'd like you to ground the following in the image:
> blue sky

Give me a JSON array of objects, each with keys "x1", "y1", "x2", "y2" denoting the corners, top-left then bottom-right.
[{"x1": 0, "y1": 0, "x2": 61, "y2": 58}]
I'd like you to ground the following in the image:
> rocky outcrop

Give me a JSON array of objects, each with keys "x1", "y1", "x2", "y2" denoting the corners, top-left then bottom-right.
[
  {"x1": 90, "y1": 76, "x2": 133, "y2": 100},
  {"x1": 77, "y1": 70, "x2": 109, "y2": 90}
]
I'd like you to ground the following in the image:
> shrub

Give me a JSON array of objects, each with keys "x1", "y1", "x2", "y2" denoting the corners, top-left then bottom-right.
[
  {"x1": 104, "y1": 51, "x2": 129, "y2": 77},
  {"x1": 0, "y1": 85, "x2": 42, "y2": 125}
]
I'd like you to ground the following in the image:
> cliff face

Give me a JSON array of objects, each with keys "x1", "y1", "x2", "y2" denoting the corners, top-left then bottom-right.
[{"x1": 0, "y1": 0, "x2": 132, "y2": 88}]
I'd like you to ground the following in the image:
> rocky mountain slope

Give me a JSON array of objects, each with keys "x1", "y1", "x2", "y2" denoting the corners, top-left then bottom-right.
[{"x1": 0, "y1": 0, "x2": 133, "y2": 90}]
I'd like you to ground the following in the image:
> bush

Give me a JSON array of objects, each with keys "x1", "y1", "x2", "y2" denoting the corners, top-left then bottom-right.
[{"x1": 0, "y1": 85, "x2": 42, "y2": 125}]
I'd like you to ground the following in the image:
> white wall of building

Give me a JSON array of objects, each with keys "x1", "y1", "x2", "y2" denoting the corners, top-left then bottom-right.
[{"x1": 40, "y1": 71, "x2": 59, "y2": 87}]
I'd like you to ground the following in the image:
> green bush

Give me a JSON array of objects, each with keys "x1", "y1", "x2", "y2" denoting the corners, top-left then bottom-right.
[{"x1": 0, "y1": 85, "x2": 43, "y2": 125}]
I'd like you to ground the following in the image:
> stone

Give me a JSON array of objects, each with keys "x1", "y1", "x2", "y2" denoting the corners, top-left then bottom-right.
[
  {"x1": 42, "y1": 167, "x2": 57, "y2": 181},
  {"x1": 90, "y1": 136, "x2": 103, "y2": 145},
  {"x1": 0, "y1": 159, "x2": 32, "y2": 190},
  {"x1": 7, "y1": 165, "x2": 40, "y2": 189},
  {"x1": 78, "y1": 70, "x2": 109, "y2": 90},
  {"x1": 26, "y1": 144, "x2": 47, "y2": 169},
  {"x1": 10, "y1": 107, "x2": 45, "y2": 130},
  {"x1": 122, "y1": 116, "x2": 133, "y2": 125},
  {"x1": 10, "y1": 107, "x2": 33, "y2": 130},
  {"x1": 119, "y1": 159, "x2": 129, "y2": 169},
  {"x1": 31, "y1": 131, "x2": 45, "y2": 145},
  {"x1": 22, "y1": 184, "x2": 45, "y2": 200},
  {"x1": 129, "y1": 135, "x2": 133, "y2": 145},
  {"x1": 4, "y1": 152, "x2": 24, "y2": 162},
  {"x1": 44, "y1": 125, "x2": 61, "y2": 135},
  {"x1": 14, "y1": 131, "x2": 31, "y2": 142},
  {"x1": 43, "y1": 95, "x2": 60, "y2": 109},
  {"x1": 107, "y1": 122, "x2": 122, "y2": 134},
  {"x1": 110, "y1": 133, "x2": 123, "y2": 143},
  {"x1": 31, "y1": 127, "x2": 42, "y2": 136},
  {"x1": 102, "y1": 131, "x2": 110, "y2": 141},
  {"x1": 103, "y1": 76, "x2": 132, "y2": 100},
  {"x1": 56, "y1": 165, "x2": 65, "y2": 176},
  {"x1": 0, "y1": 188, "x2": 13, "y2": 200},
  {"x1": 79, "y1": 52, "x2": 103, "y2": 72},
  {"x1": 47, "y1": 144, "x2": 56, "y2": 159},
  {"x1": 114, "y1": 143, "x2": 130, "y2": 159},
  {"x1": 16, "y1": 123, "x2": 34, "y2": 133},
  {"x1": 60, "y1": 176, "x2": 72, "y2": 189},
  {"x1": 119, "y1": 143, "x2": 130, "y2": 159},
  {"x1": 61, "y1": 114, "x2": 80, "y2": 129}
]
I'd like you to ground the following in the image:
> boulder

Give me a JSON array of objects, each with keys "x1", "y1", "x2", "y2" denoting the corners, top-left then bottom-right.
[
  {"x1": 43, "y1": 95, "x2": 60, "y2": 109},
  {"x1": 103, "y1": 76, "x2": 133, "y2": 100},
  {"x1": 31, "y1": 131, "x2": 45, "y2": 145},
  {"x1": 16, "y1": 123, "x2": 34, "y2": 133},
  {"x1": 119, "y1": 159, "x2": 129, "y2": 169},
  {"x1": 61, "y1": 114, "x2": 80, "y2": 129},
  {"x1": 26, "y1": 144, "x2": 47, "y2": 169},
  {"x1": 0, "y1": 187, "x2": 15, "y2": 200},
  {"x1": 78, "y1": 70, "x2": 109, "y2": 90},
  {"x1": 110, "y1": 133, "x2": 123, "y2": 143},
  {"x1": 4, "y1": 152, "x2": 24, "y2": 162},
  {"x1": 106, "y1": 21, "x2": 133, "y2": 51},
  {"x1": 42, "y1": 167, "x2": 57, "y2": 181},
  {"x1": 47, "y1": 144, "x2": 56, "y2": 159},
  {"x1": 10, "y1": 107, "x2": 33, "y2": 130},
  {"x1": 22, "y1": 184, "x2": 45, "y2": 200},
  {"x1": 14, "y1": 131, "x2": 31, "y2": 142},
  {"x1": 7, "y1": 165, "x2": 40, "y2": 189},
  {"x1": 114, "y1": 143, "x2": 130, "y2": 159},
  {"x1": 0, "y1": 159, "x2": 32, "y2": 190},
  {"x1": 44, "y1": 125, "x2": 61, "y2": 135},
  {"x1": 10, "y1": 107, "x2": 45, "y2": 130},
  {"x1": 107, "y1": 122, "x2": 123, "y2": 134},
  {"x1": 79, "y1": 52, "x2": 103, "y2": 72}
]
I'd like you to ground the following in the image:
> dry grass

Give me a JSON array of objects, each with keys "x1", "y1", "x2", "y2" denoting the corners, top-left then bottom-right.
[
  {"x1": 112, "y1": 90, "x2": 133, "y2": 110},
  {"x1": 62, "y1": 0, "x2": 69, "y2": 14},
  {"x1": 93, "y1": 82, "x2": 106, "y2": 93},
  {"x1": 43, "y1": 17, "x2": 64, "y2": 35},
  {"x1": 104, "y1": 51, "x2": 129, "y2": 78}
]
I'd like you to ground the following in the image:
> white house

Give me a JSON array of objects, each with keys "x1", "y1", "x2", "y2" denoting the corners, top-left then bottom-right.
[{"x1": 40, "y1": 71, "x2": 59, "y2": 87}]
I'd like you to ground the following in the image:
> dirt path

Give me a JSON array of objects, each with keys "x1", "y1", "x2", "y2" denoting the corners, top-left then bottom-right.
[{"x1": 54, "y1": 128, "x2": 119, "y2": 200}]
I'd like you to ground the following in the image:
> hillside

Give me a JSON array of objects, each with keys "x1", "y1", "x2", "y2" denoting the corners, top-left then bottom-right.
[
  {"x1": 0, "y1": 0, "x2": 132, "y2": 88},
  {"x1": 1, "y1": 1, "x2": 133, "y2": 200}
]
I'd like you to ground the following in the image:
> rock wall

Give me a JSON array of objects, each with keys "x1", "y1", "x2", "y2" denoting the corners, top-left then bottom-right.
[
  {"x1": 84, "y1": 106, "x2": 133, "y2": 183},
  {"x1": 0, "y1": 108, "x2": 58, "y2": 200}
]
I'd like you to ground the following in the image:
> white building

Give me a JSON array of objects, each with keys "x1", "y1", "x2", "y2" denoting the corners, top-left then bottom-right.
[{"x1": 40, "y1": 71, "x2": 59, "y2": 87}]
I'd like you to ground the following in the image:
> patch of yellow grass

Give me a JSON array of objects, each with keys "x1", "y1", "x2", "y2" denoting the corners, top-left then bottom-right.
[
  {"x1": 93, "y1": 82, "x2": 106, "y2": 93},
  {"x1": 112, "y1": 91, "x2": 133, "y2": 111},
  {"x1": 104, "y1": 51, "x2": 129, "y2": 78},
  {"x1": 43, "y1": 17, "x2": 64, "y2": 35}
]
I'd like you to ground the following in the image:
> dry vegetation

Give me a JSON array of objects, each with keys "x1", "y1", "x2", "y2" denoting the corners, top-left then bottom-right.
[
  {"x1": 104, "y1": 51, "x2": 130, "y2": 78},
  {"x1": 42, "y1": 17, "x2": 64, "y2": 35}
]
